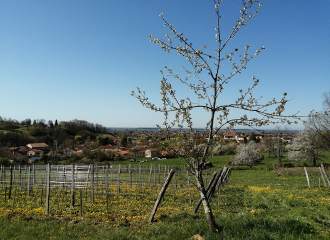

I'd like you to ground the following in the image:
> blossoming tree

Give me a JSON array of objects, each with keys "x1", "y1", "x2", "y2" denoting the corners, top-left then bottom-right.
[
  {"x1": 305, "y1": 92, "x2": 330, "y2": 149},
  {"x1": 287, "y1": 129, "x2": 324, "y2": 167},
  {"x1": 132, "y1": 0, "x2": 300, "y2": 233},
  {"x1": 231, "y1": 141, "x2": 263, "y2": 169}
]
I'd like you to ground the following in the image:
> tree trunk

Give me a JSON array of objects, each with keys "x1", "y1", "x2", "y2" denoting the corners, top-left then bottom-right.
[
  {"x1": 195, "y1": 173, "x2": 218, "y2": 234},
  {"x1": 277, "y1": 133, "x2": 281, "y2": 164}
]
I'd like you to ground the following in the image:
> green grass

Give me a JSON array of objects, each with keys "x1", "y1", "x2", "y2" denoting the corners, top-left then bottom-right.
[
  {"x1": 1, "y1": 154, "x2": 330, "y2": 239},
  {"x1": 1, "y1": 183, "x2": 330, "y2": 239}
]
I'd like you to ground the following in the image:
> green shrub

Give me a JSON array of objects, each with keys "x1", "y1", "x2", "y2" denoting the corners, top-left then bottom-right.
[
  {"x1": 0, "y1": 158, "x2": 10, "y2": 165},
  {"x1": 283, "y1": 163, "x2": 294, "y2": 168}
]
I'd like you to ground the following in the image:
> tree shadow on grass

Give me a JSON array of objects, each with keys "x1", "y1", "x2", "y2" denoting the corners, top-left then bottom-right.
[{"x1": 217, "y1": 215, "x2": 322, "y2": 240}]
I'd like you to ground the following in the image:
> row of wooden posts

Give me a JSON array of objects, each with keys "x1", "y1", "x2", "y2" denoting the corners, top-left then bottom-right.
[
  {"x1": 304, "y1": 164, "x2": 330, "y2": 188},
  {"x1": 0, "y1": 163, "x2": 232, "y2": 220},
  {"x1": 149, "y1": 166, "x2": 232, "y2": 222},
  {"x1": 0, "y1": 163, "x2": 187, "y2": 194}
]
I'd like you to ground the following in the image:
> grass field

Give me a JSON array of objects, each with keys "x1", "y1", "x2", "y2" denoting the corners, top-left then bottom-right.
[{"x1": 1, "y1": 155, "x2": 330, "y2": 239}]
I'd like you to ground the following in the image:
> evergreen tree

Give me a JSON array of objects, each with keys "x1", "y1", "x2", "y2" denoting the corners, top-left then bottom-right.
[{"x1": 120, "y1": 135, "x2": 128, "y2": 147}]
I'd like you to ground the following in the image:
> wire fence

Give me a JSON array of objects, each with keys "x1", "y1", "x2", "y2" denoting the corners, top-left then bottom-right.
[
  {"x1": 0, "y1": 164, "x2": 225, "y2": 201},
  {"x1": 0, "y1": 164, "x2": 232, "y2": 216}
]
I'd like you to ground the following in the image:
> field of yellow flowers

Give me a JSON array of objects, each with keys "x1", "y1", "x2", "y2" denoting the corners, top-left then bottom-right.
[{"x1": 1, "y1": 155, "x2": 330, "y2": 239}]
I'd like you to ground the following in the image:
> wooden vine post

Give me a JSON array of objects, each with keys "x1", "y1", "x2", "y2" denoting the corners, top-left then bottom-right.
[
  {"x1": 105, "y1": 165, "x2": 109, "y2": 197},
  {"x1": 319, "y1": 167, "x2": 327, "y2": 187},
  {"x1": 105, "y1": 165, "x2": 109, "y2": 213},
  {"x1": 9, "y1": 166, "x2": 13, "y2": 199},
  {"x1": 45, "y1": 163, "x2": 50, "y2": 214},
  {"x1": 128, "y1": 164, "x2": 132, "y2": 190},
  {"x1": 90, "y1": 164, "x2": 94, "y2": 204},
  {"x1": 193, "y1": 171, "x2": 218, "y2": 214},
  {"x1": 117, "y1": 164, "x2": 121, "y2": 195},
  {"x1": 194, "y1": 167, "x2": 231, "y2": 213},
  {"x1": 71, "y1": 164, "x2": 75, "y2": 207},
  {"x1": 27, "y1": 166, "x2": 31, "y2": 196},
  {"x1": 139, "y1": 162, "x2": 142, "y2": 188},
  {"x1": 149, "y1": 169, "x2": 175, "y2": 223},
  {"x1": 321, "y1": 164, "x2": 330, "y2": 187},
  {"x1": 187, "y1": 171, "x2": 192, "y2": 205},
  {"x1": 304, "y1": 167, "x2": 310, "y2": 188}
]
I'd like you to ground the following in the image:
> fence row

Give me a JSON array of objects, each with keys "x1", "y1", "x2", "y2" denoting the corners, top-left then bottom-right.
[{"x1": 0, "y1": 164, "x2": 223, "y2": 199}]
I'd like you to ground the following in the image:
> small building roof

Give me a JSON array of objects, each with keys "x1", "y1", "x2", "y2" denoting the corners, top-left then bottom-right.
[
  {"x1": 27, "y1": 143, "x2": 48, "y2": 148},
  {"x1": 29, "y1": 157, "x2": 42, "y2": 161},
  {"x1": 119, "y1": 151, "x2": 129, "y2": 155},
  {"x1": 224, "y1": 132, "x2": 237, "y2": 137}
]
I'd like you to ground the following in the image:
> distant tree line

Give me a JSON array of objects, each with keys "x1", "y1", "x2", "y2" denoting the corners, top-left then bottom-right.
[{"x1": 0, "y1": 117, "x2": 107, "y2": 148}]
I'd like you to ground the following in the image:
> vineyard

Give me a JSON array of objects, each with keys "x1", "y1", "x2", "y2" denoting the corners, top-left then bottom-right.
[
  {"x1": 0, "y1": 164, "x2": 231, "y2": 220},
  {"x1": 1, "y1": 160, "x2": 330, "y2": 239}
]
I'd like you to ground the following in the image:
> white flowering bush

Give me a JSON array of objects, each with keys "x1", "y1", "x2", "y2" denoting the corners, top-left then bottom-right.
[
  {"x1": 231, "y1": 141, "x2": 263, "y2": 169},
  {"x1": 287, "y1": 129, "x2": 323, "y2": 166}
]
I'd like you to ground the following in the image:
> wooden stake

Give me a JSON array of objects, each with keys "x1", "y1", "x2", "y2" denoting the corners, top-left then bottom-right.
[
  {"x1": 27, "y1": 166, "x2": 31, "y2": 196},
  {"x1": 91, "y1": 164, "x2": 94, "y2": 204},
  {"x1": 148, "y1": 165, "x2": 153, "y2": 188},
  {"x1": 71, "y1": 164, "x2": 75, "y2": 207},
  {"x1": 105, "y1": 165, "x2": 109, "y2": 197},
  {"x1": 149, "y1": 169, "x2": 175, "y2": 223},
  {"x1": 80, "y1": 189, "x2": 83, "y2": 216},
  {"x1": 128, "y1": 164, "x2": 132, "y2": 190},
  {"x1": 139, "y1": 162, "x2": 142, "y2": 189},
  {"x1": 319, "y1": 167, "x2": 327, "y2": 187},
  {"x1": 187, "y1": 171, "x2": 192, "y2": 205},
  {"x1": 117, "y1": 164, "x2": 121, "y2": 195},
  {"x1": 19, "y1": 165, "x2": 22, "y2": 188},
  {"x1": 321, "y1": 164, "x2": 330, "y2": 187},
  {"x1": 193, "y1": 171, "x2": 218, "y2": 213},
  {"x1": 45, "y1": 163, "x2": 50, "y2": 214},
  {"x1": 9, "y1": 166, "x2": 13, "y2": 199},
  {"x1": 158, "y1": 164, "x2": 161, "y2": 184},
  {"x1": 304, "y1": 167, "x2": 310, "y2": 188}
]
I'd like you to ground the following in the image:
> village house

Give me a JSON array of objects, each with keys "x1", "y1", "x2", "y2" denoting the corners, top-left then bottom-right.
[
  {"x1": 254, "y1": 134, "x2": 263, "y2": 141},
  {"x1": 224, "y1": 132, "x2": 248, "y2": 143},
  {"x1": 281, "y1": 133, "x2": 296, "y2": 144},
  {"x1": 0, "y1": 149, "x2": 27, "y2": 163},
  {"x1": 145, "y1": 148, "x2": 159, "y2": 158},
  {"x1": 224, "y1": 132, "x2": 237, "y2": 141},
  {"x1": 119, "y1": 150, "x2": 129, "y2": 158},
  {"x1": 160, "y1": 151, "x2": 170, "y2": 158},
  {"x1": 100, "y1": 144, "x2": 125, "y2": 152},
  {"x1": 27, "y1": 143, "x2": 48, "y2": 151},
  {"x1": 27, "y1": 148, "x2": 43, "y2": 157},
  {"x1": 236, "y1": 134, "x2": 249, "y2": 143}
]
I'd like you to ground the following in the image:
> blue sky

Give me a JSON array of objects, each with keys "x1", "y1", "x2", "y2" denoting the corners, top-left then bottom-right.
[{"x1": 1, "y1": 0, "x2": 329, "y2": 130}]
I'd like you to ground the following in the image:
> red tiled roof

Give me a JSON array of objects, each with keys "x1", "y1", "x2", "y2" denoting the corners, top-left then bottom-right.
[
  {"x1": 19, "y1": 148, "x2": 30, "y2": 152},
  {"x1": 119, "y1": 151, "x2": 129, "y2": 155},
  {"x1": 146, "y1": 148, "x2": 158, "y2": 152},
  {"x1": 224, "y1": 132, "x2": 237, "y2": 137},
  {"x1": 27, "y1": 143, "x2": 48, "y2": 148},
  {"x1": 160, "y1": 151, "x2": 169, "y2": 155}
]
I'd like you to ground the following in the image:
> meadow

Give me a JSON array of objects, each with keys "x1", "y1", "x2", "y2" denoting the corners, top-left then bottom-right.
[{"x1": 1, "y1": 155, "x2": 330, "y2": 240}]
